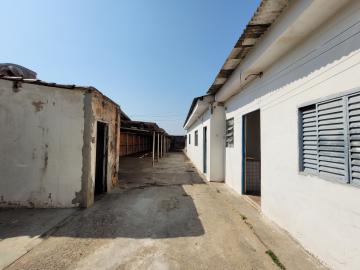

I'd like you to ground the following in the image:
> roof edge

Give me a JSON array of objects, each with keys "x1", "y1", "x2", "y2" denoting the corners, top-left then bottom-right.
[
  {"x1": 207, "y1": 0, "x2": 289, "y2": 95},
  {"x1": 0, "y1": 76, "x2": 119, "y2": 108},
  {"x1": 183, "y1": 94, "x2": 214, "y2": 129}
]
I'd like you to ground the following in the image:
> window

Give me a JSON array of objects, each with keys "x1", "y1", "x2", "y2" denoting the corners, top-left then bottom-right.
[
  {"x1": 195, "y1": 130, "x2": 198, "y2": 146},
  {"x1": 188, "y1": 134, "x2": 191, "y2": 144},
  {"x1": 299, "y1": 91, "x2": 360, "y2": 186},
  {"x1": 226, "y1": 118, "x2": 234, "y2": 147}
]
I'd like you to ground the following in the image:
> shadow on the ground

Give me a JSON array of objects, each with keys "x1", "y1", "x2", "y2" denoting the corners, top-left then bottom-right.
[
  {"x1": 0, "y1": 153, "x2": 205, "y2": 240},
  {"x1": 118, "y1": 152, "x2": 204, "y2": 186},
  {"x1": 0, "y1": 208, "x2": 75, "y2": 240},
  {"x1": 50, "y1": 152, "x2": 206, "y2": 239},
  {"x1": 49, "y1": 185, "x2": 205, "y2": 239}
]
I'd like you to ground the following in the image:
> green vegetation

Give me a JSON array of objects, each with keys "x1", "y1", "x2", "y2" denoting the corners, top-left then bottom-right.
[{"x1": 266, "y1": 250, "x2": 286, "y2": 270}]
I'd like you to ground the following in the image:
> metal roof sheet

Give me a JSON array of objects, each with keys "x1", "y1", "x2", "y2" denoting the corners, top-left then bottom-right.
[{"x1": 207, "y1": 0, "x2": 289, "y2": 95}]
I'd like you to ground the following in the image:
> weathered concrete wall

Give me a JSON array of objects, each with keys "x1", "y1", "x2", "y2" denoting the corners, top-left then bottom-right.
[
  {"x1": 0, "y1": 79, "x2": 85, "y2": 208},
  {"x1": 85, "y1": 91, "x2": 120, "y2": 206},
  {"x1": 221, "y1": 1, "x2": 360, "y2": 269}
]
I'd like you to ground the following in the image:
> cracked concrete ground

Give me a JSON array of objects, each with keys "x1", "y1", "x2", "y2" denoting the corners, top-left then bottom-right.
[{"x1": 3, "y1": 153, "x2": 326, "y2": 270}]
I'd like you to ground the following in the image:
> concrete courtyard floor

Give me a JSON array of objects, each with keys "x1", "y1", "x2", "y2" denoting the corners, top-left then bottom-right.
[
  {"x1": 2, "y1": 152, "x2": 326, "y2": 270},
  {"x1": 0, "y1": 208, "x2": 76, "y2": 269}
]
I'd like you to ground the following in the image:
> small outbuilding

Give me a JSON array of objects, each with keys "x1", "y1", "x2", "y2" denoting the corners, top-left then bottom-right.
[{"x1": 0, "y1": 74, "x2": 120, "y2": 208}]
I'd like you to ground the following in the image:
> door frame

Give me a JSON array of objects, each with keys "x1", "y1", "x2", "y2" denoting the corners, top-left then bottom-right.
[
  {"x1": 95, "y1": 121, "x2": 109, "y2": 196},
  {"x1": 242, "y1": 109, "x2": 261, "y2": 195},
  {"x1": 203, "y1": 126, "x2": 207, "y2": 174},
  {"x1": 242, "y1": 114, "x2": 247, "y2": 194}
]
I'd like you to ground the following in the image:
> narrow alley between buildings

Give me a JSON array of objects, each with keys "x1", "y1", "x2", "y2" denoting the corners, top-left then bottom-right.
[{"x1": 2, "y1": 152, "x2": 325, "y2": 270}]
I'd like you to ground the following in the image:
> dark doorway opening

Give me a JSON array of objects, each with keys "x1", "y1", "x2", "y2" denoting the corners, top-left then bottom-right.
[
  {"x1": 203, "y1": 126, "x2": 207, "y2": 174},
  {"x1": 242, "y1": 110, "x2": 261, "y2": 204},
  {"x1": 95, "y1": 121, "x2": 108, "y2": 196}
]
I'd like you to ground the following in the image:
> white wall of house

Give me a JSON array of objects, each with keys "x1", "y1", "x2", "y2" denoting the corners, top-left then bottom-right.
[
  {"x1": 0, "y1": 79, "x2": 85, "y2": 207},
  {"x1": 221, "y1": 1, "x2": 360, "y2": 269},
  {"x1": 185, "y1": 104, "x2": 226, "y2": 182},
  {"x1": 186, "y1": 108, "x2": 211, "y2": 179},
  {"x1": 209, "y1": 104, "x2": 225, "y2": 181}
]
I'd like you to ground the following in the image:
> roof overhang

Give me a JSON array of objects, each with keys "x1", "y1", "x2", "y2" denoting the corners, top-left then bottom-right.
[
  {"x1": 210, "y1": 0, "x2": 352, "y2": 102},
  {"x1": 121, "y1": 120, "x2": 169, "y2": 135},
  {"x1": 183, "y1": 95, "x2": 214, "y2": 130},
  {"x1": 120, "y1": 109, "x2": 131, "y2": 121},
  {"x1": 207, "y1": 0, "x2": 289, "y2": 96}
]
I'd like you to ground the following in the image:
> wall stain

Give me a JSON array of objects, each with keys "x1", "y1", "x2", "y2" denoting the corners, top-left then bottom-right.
[
  {"x1": 43, "y1": 144, "x2": 49, "y2": 170},
  {"x1": 48, "y1": 193, "x2": 53, "y2": 205},
  {"x1": 71, "y1": 191, "x2": 82, "y2": 205},
  {"x1": 32, "y1": 100, "x2": 45, "y2": 112},
  {"x1": 32, "y1": 148, "x2": 37, "y2": 160},
  {"x1": 12, "y1": 81, "x2": 22, "y2": 92}
]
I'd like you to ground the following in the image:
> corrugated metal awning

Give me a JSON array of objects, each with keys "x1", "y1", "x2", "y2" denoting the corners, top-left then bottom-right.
[{"x1": 207, "y1": 0, "x2": 289, "y2": 95}]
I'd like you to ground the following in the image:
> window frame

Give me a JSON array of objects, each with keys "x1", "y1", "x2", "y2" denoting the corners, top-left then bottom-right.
[
  {"x1": 225, "y1": 118, "x2": 234, "y2": 148},
  {"x1": 188, "y1": 134, "x2": 191, "y2": 145},
  {"x1": 298, "y1": 88, "x2": 360, "y2": 188},
  {"x1": 195, "y1": 130, "x2": 198, "y2": 146}
]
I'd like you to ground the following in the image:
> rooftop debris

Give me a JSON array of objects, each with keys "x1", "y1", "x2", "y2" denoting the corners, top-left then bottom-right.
[{"x1": 0, "y1": 63, "x2": 37, "y2": 79}]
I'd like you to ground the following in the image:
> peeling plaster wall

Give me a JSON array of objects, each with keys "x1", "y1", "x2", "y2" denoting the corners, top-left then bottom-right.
[
  {"x1": 0, "y1": 79, "x2": 85, "y2": 208},
  {"x1": 86, "y1": 92, "x2": 120, "y2": 206}
]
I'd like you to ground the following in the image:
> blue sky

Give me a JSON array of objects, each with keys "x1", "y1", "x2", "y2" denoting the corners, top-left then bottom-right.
[{"x1": 2, "y1": 0, "x2": 260, "y2": 134}]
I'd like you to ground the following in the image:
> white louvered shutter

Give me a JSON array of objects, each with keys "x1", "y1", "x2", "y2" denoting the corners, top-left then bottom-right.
[
  {"x1": 317, "y1": 98, "x2": 348, "y2": 182},
  {"x1": 226, "y1": 118, "x2": 234, "y2": 147},
  {"x1": 301, "y1": 105, "x2": 318, "y2": 173},
  {"x1": 348, "y1": 93, "x2": 360, "y2": 185}
]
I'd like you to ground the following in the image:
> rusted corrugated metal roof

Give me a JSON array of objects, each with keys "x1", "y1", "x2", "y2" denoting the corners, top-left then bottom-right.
[
  {"x1": 121, "y1": 120, "x2": 168, "y2": 134},
  {"x1": 207, "y1": 0, "x2": 289, "y2": 95},
  {"x1": 120, "y1": 109, "x2": 131, "y2": 121}
]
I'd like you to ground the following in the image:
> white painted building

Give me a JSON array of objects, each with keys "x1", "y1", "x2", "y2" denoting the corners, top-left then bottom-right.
[
  {"x1": 184, "y1": 95, "x2": 225, "y2": 181},
  {"x1": 0, "y1": 77, "x2": 120, "y2": 208},
  {"x1": 184, "y1": 0, "x2": 360, "y2": 269}
]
